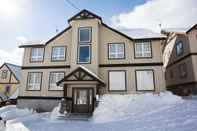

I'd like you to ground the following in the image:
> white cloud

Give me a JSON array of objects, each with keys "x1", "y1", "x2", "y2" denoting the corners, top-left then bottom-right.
[
  {"x1": 111, "y1": 0, "x2": 197, "y2": 32},
  {"x1": 0, "y1": 48, "x2": 23, "y2": 66}
]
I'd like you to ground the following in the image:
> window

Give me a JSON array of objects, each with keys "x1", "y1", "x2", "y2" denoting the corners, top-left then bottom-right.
[
  {"x1": 27, "y1": 72, "x2": 42, "y2": 91},
  {"x1": 31, "y1": 48, "x2": 44, "y2": 62},
  {"x1": 109, "y1": 71, "x2": 126, "y2": 91},
  {"x1": 1, "y1": 70, "x2": 8, "y2": 79},
  {"x1": 79, "y1": 27, "x2": 91, "y2": 43},
  {"x1": 136, "y1": 70, "x2": 155, "y2": 91},
  {"x1": 49, "y1": 72, "x2": 65, "y2": 90},
  {"x1": 178, "y1": 63, "x2": 187, "y2": 78},
  {"x1": 77, "y1": 27, "x2": 92, "y2": 64},
  {"x1": 108, "y1": 43, "x2": 125, "y2": 59},
  {"x1": 135, "y1": 41, "x2": 152, "y2": 58},
  {"x1": 176, "y1": 41, "x2": 184, "y2": 56},
  {"x1": 51, "y1": 46, "x2": 66, "y2": 61}
]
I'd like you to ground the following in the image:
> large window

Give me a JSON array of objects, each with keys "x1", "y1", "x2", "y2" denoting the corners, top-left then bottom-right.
[
  {"x1": 30, "y1": 48, "x2": 44, "y2": 62},
  {"x1": 27, "y1": 72, "x2": 42, "y2": 91},
  {"x1": 136, "y1": 70, "x2": 155, "y2": 91},
  {"x1": 77, "y1": 27, "x2": 92, "y2": 64},
  {"x1": 135, "y1": 41, "x2": 152, "y2": 58},
  {"x1": 79, "y1": 27, "x2": 91, "y2": 43},
  {"x1": 51, "y1": 46, "x2": 66, "y2": 61},
  {"x1": 109, "y1": 71, "x2": 126, "y2": 91},
  {"x1": 176, "y1": 41, "x2": 184, "y2": 56},
  {"x1": 49, "y1": 72, "x2": 65, "y2": 90},
  {"x1": 108, "y1": 43, "x2": 125, "y2": 59},
  {"x1": 1, "y1": 70, "x2": 8, "y2": 79}
]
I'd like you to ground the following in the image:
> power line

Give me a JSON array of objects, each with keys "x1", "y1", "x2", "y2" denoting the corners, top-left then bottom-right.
[{"x1": 65, "y1": 0, "x2": 80, "y2": 11}]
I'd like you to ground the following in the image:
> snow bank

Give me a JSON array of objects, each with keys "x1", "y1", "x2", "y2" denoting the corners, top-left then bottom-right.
[
  {"x1": 0, "y1": 106, "x2": 34, "y2": 121},
  {"x1": 50, "y1": 103, "x2": 66, "y2": 120},
  {"x1": 93, "y1": 92, "x2": 183, "y2": 123}
]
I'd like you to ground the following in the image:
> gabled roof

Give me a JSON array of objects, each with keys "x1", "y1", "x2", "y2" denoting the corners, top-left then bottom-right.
[
  {"x1": 186, "y1": 24, "x2": 197, "y2": 34},
  {"x1": 0, "y1": 63, "x2": 21, "y2": 82},
  {"x1": 57, "y1": 66, "x2": 105, "y2": 86},
  {"x1": 68, "y1": 9, "x2": 102, "y2": 23}
]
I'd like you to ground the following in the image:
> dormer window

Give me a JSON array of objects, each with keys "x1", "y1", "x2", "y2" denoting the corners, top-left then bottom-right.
[
  {"x1": 176, "y1": 41, "x2": 184, "y2": 56},
  {"x1": 51, "y1": 46, "x2": 66, "y2": 61},
  {"x1": 79, "y1": 27, "x2": 91, "y2": 43},
  {"x1": 30, "y1": 48, "x2": 44, "y2": 62}
]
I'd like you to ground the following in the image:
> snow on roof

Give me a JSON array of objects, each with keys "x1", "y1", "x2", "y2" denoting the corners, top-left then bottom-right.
[
  {"x1": 120, "y1": 28, "x2": 166, "y2": 39},
  {"x1": 79, "y1": 65, "x2": 105, "y2": 84},
  {"x1": 162, "y1": 28, "x2": 189, "y2": 34},
  {"x1": 6, "y1": 63, "x2": 21, "y2": 81},
  {"x1": 19, "y1": 40, "x2": 45, "y2": 47}
]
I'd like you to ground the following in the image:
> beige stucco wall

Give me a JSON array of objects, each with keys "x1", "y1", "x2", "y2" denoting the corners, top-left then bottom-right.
[
  {"x1": 20, "y1": 68, "x2": 69, "y2": 97},
  {"x1": 99, "y1": 25, "x2": 164, "y2": 64},
  {"x1": 20, "y1": 17, "x2": 165, "y2": 98},
  {"x1": 191, "y1": 55, "x2": 197, "y2": 81},
  {"x1": 188, "y1": 29, "x2": 197, "y2": 53}
]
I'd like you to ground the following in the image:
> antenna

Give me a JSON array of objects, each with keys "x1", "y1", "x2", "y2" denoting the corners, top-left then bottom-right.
[
  {"x1": 55, "y1": 25, "x2": 59, "y2": 33},
  {"x1": 65, "y1": 0, "x2": 80, "y2": 11}
]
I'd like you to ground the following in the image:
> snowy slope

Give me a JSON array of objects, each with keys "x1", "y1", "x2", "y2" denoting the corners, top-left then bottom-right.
[{"x1": 2, "y1": 92, "x2": 197, "y2": 131}]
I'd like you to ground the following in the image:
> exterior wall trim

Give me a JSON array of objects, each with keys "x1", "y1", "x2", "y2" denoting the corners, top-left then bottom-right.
[
  {"x1": 166, "y1": 53, "x2": 197, "y2": 68},
  {"x1": 99, "y1": 63, "x2": 163, "y2": 67},
  {"x1": 21, "y1": 65, "x2": 70, "y2": 69}
]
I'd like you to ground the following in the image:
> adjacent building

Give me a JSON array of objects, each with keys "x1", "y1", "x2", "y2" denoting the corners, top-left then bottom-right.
[
  {"x1": 0, "y1": 63, "x2": 21, "y2": 102},
  {"x1": 163, "y1": 24, "x2": 197, "y2": 96},
  {"x1": 18, "y1": 9, "x2": 166, "y2": 113}
]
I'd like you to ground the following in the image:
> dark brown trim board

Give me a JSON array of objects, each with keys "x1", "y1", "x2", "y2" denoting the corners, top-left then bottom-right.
[
  {"x1": 166, "y1": 81, "x2": 197, "y2": 89},
  {"x1": 108, "y1": 70, "x2": 127, "y2": 92},
  {"x1": 26, "y1": 72, "x2": 43, "y2": 91},
  {"x1": 18, "y1": 96, "x2": 64, "y2": 100},
  {"x1": 51, "y1": 46, "x2": 67, "y2": 62},
  {"x1": 134, "y1": 40, "x2": 153, "y2": 59},
  {"x1": 186, "y1": 24, "x2": 197, "y2": 34},
  {"x1": 166, "y1": 53, "x2": 197, "y2": 68},
  {"x1": 108, "y1": 43, "x2": 126, "y2": 60},
  {"x1": 48, "y1": 71, "x2": 65, "y2": 91},
  {"x1": 99, "y1": 63, "x2": 163, "y2": 67},
  {"x1": 135, "y1": 69, "x2": 156, "y2": 91},
  {"x1": 21, "y1": 65, "x2": 70, "y2": 70}
]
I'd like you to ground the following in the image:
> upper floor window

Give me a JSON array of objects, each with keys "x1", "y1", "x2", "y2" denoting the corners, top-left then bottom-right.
[
  {"x1": 176, "y1": 41, "x2": 184, "y2": 56},
  {"x1": 178, "y1": 63, "x2": 187, "y2": 78},
  {"x1": 49, "y1": 72, "x2": 65, "y2": 90},
  {"x1": 27, "y1": 72, "x2": 42, "y2": 91},
  {"x1": 79, "y1": 27, "x2": 91, "y2": 43},
  {"x1": 51, "y1": 46, "x2": 66, "y2": 61},
  {"x1": 30, "y1": 48, "x2": 44, "y2": 62},
  {"x1": 135, "y1": 41, "x2": 152, "y2": 58},
  {"x1": 108, "y1": 43, "x2": 125, "y2": 59},
  {"x1": 77, "y1": 27, "x2": 92, "y2": 64},
  {"x1": 1, "y1": 70, "x2": 8, "y2": 79}
]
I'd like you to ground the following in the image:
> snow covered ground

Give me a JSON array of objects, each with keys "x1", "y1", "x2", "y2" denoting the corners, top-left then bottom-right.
[{"x1": 1, "y1": 92, "x2": 197, "y2": 131}]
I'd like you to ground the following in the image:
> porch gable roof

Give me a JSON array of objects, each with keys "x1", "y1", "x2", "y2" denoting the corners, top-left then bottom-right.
[{"x1": 57, "y1": 66, "x2": 105, "y2": 86}]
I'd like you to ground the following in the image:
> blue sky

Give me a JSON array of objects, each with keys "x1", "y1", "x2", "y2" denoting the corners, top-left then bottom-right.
[{"x1": 0, "y1": 0, "x2": 197, "y2": 65}]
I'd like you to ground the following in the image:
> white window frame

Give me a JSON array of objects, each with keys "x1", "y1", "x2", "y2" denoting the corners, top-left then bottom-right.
[
  {"x1": 78, "y1": 27, "x2": 91, "y2": 43},
  {"x1": 135, "y1": 70, "x2": 155, "y2": 91},
  {"x1": 109, "y1": 71, "x2": 126, "y2": 91},
  {"x1": 30, "y1": 48, "x2": 44, "y2": 62},
  {"x1": 108, "y1": 43, "x2": 125, "y2": 59},
  {"x1": 135, "y1": 41, "x2": 152, "y2": 58},
  {"x1": 27, "y1": 72, "x2": 42, "y2": 91},
  {"x1": 49, "y1": 72, "x2": 65, "y2": 90},
  {"x1": 51, "y1": 46, "x2": 66, "y2": 61}
]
